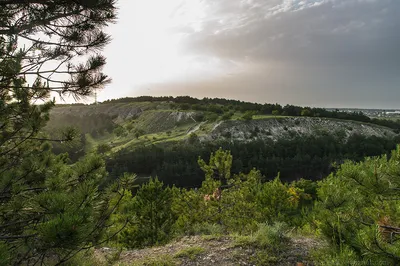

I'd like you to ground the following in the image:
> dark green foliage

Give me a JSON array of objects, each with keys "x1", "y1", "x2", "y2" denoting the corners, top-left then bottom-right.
[
  {"x1": 0, "y1": 0, "x2": 123, "y2": 264},
  {"x1": 119, "y1": 178, "x2": 176, "y2": 248},
  {"x1": 301, "y1": 108, "x2": 312, "y2": 117},
  {"x1": 51, "y1": 132, "x2": 87, "y2": 162},
  {"x1": 171, "y1": 149, "x2": 310, "y2": 236},
  {"x1": 114, "y1": 126, "x2": 127, "y2": 137},
  {"x1": 188, "y1": 133, "x2": 199, "y2": 144},
  {"x1": 193, "y1": 112, "x2": 205, "y2": 122},
  {"x1": 221, "y1": 111, "x2": 234, "y2": 120},
  {"x1": 315, "y1": 146, "x2": 400, "y2": 264},
  {"x1": 107, "y1": 132, "x2": 397, "y2": 188},
  {"x1": 204, "y1": 112, "x2": 219, "y2": 122},
  {"x1": 272, "y1": 110, "x2": 280, "y2": 115},
  {"x1": 97, "y1": 143, "x2": 112, "y2": 154},
  {"x1": 242, "y1": 111, "x2": 254, "y2": 121}
]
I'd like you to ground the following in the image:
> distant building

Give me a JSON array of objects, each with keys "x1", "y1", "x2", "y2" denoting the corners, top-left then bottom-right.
[{"x1": 386, "y1": 111, "x2": 400, "y2": 115}]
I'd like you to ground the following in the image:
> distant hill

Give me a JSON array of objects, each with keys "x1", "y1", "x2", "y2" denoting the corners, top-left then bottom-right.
[
  {"x1": 48, "y1": 97, "x2": 398, "y2": 151},
  {"x1": 45, "y1": 96, "x2": 400, "y2": 187}
]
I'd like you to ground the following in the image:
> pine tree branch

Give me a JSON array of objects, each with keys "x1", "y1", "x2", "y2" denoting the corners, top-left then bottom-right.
[
  {"x1": 0, "y1": 8, "x2": 86, "y2": 35},
  {"x1": 0, "y1": 233, "x2": 37, "y2": 240}
]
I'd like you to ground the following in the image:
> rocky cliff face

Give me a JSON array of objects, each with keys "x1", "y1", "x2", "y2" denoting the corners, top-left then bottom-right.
[
  {"x1": 50, "y1": 103, "x2": 397, "y2": 147},
  {"x1": 202, "y1": 117, "x2": 395, "y2": 142}
]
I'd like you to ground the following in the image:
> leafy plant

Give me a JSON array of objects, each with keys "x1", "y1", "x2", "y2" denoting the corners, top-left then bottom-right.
[
  {"x1": 315, "y1": 146, "x2": 400, "y2": 264},
  {"x1": 119, "y1": 178, "x2": 176, "y2": 248}
]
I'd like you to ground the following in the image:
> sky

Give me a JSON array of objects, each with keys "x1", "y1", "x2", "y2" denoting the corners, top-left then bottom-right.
[{"x1": 97, "y1": 0, "x2": 400, "y2": 108}]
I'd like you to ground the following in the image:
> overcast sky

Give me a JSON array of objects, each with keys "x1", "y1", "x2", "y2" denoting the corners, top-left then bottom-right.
[{"x1": 97, "y1": 0, "x2": 400, "y2": 108}]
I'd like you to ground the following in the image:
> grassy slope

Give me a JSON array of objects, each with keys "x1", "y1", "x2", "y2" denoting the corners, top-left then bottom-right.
[{"x1": 48, "y1": 102, "x2": 397, "y2": 155}]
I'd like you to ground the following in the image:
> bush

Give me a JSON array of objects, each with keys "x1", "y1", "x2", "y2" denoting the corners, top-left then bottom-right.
[
  {"x1": 311, "y1": 246, "x2": 367, "y2": 266},
  {"x1": 233, "y1": 222, "x2": 288, "y2": 252},
  {"x1": 205, "y1": 113, "x2": 219, "y2": 122},
  {"x1": 191, "y1": 223, "x2": 224, "y2": 236},
  {"x1": 221, "y1": 112, "x2": 234, "y2": 120},
  {"x1": 188, "y1": 133, "x2": 199, "y2": 144},
  {"x1": 194, "y1": 112, "x2": 205, "y2": 122},
  {"x1": 315, "y1": 146, "x2": 400, "y2": 264},
  {"x1": 113, "y1": 126, "x2": 127, "y2": 137},
  {"x1": 242, "y1": 111, "x2": 254, "y2": 121},
  {"x1": 97, "y1": 143, "x2": 112, "y2": 154},
  {"x1": 256, "y1": 177, "x2": 297, "y2": 224},
  {"x1": 119, "y1": 178, "x2": 176, "y2": 248},
  {"x1": 272, "y1": 110, "x2": 280, "y2": 115}
]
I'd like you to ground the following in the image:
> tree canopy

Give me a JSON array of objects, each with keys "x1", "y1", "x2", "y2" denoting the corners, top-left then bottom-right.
[{"x1": 0, "y1": 1, "x2": 133, "y2": 264}]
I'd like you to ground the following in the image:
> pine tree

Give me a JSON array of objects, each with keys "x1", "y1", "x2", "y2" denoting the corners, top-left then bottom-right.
[
  {"x1": 119, "y1": 178, "x2": 176, "y2": 248},
  {"x1": 0, "y1": 1, "x2": 133, "y2": 264},
  {"x1": 316, "y1": 146, "x2": 400, "y2": 264}
]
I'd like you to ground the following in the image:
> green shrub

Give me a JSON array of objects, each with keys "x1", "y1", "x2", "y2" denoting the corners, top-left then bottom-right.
[
  {"x1": 250, "y1": 250, "x2": 279, "y2": 266},
  {"x1": 311, "y1": 246, "x2": 368, "y2": 266},
  {"x1": 118, "y1": 178, "x2": 176, "y2": 248},
  {"x1": 242, "y1": 111, "x2": 254, "y2": 121},
  {"x1": 194, "y1": 112, "x2": 205, "y2": 122},
  {"x1": 221, "y1": 112, "x2": 234, "y2": 120},
  {"x1": 256, "y1": 177, "x2": 297, "y2": 224},
  {"x1": 314, "y1": 146, "x2": 400, "y2": 264},
  {"x1": 97, "y1": 143, "x2": 112, "y2": 154},
  {"x1": 188, "y1": 132, "x2": 199, "y2": 144},
  {"x1": 272, "y1": 110, "x2": 280, "y2": 115},
  {"x1": 205, "y1": 112, "x2": 219, "y2": 122},
  {"x1": 113, "y1": 126, "x2": 127, "y2": 137},
  {"x1": 191, "y1": 223, "x2": 224, "y2": 236},
  {"x1": 234, "y1": 222, "x2": 288, "y2": 252}
]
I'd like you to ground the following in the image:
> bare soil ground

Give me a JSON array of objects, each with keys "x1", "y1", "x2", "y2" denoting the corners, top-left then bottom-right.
[{"x1": 95, "y1": 235, "x2": 322, "y2": 266}]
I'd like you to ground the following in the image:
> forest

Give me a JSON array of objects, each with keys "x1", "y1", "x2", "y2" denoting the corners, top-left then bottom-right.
[
  {"x1": 106, "y1": 133, "x2": 400, "y2": 188},
  {"x1": 1, "y1": 1, "x2": 400, "y2": 265}
]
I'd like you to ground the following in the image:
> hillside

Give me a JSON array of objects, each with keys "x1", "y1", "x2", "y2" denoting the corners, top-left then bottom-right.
[
  {"x1": 48, "y1": 101, "x2": 397, "y2": 152},
  {"x1": 46, "y1": 97, "x2": 400, "y2": 187}
]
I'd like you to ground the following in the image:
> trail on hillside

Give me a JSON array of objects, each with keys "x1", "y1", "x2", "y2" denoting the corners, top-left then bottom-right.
[{"x1": 187, "y1": 121, "x2": 206, "y2": 135}]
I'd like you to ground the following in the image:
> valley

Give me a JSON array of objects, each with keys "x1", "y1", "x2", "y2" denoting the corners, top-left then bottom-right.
[{"x1": 46, "y1": 97, "x2": 400, "y2": 187}]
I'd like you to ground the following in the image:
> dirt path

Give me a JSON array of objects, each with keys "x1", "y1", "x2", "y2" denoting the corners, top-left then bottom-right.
[
  {"x1": 96, "y1": 235, "x2": 321, "y2": 266},
  {"x1": 186, "y1": 121, "x2": 206, "y2": 135}
]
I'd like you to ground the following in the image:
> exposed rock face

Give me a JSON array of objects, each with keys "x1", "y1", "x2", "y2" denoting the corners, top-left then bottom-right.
[
  {"x1": 202, "y1": 117, "x2": 396, "y2": 142},
  {"x1": 50, "y1": 103, "x2": 397, "y2": 145}
]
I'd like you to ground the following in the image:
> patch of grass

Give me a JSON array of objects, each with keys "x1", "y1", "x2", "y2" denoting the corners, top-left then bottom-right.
[
  {"x1": 231, "y1": 249, "x2": 246, "y2": 261},
  {"x1": 174, "y1": 246, "x2": 206, "y2": 260},
  {"x1": 64, "y1": 250, "x2": 105, "y2": 266},
  {"x1": 250, "y1": 250, "x2": 279, "y2": 266},
  {"x1": 310, "y1": 246, "x2": 368, "y2": 266},
  {"x1": 233, "y1": 222, "x2": 288, "y2": 251},
  {"x1": 253, "y1": 115, "x2": 292, "y2": 120},
  {"x1": 192, "y1": 223, "x2": 224, "y2": 236},
  {"x1": 130, "y1": 254, "x2": 177, "y2": 266}
]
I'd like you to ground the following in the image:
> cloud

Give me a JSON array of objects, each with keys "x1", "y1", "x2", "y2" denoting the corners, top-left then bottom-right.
[
  {"x1": 146, "y1": 0, "x2": 400, "y2": 108},
  {"x1": 101, "y1": 0, "x2": 400, "y2": 108},
  {"x1": 176, "y1": 0, "x2": 400, "y2": 67}
]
